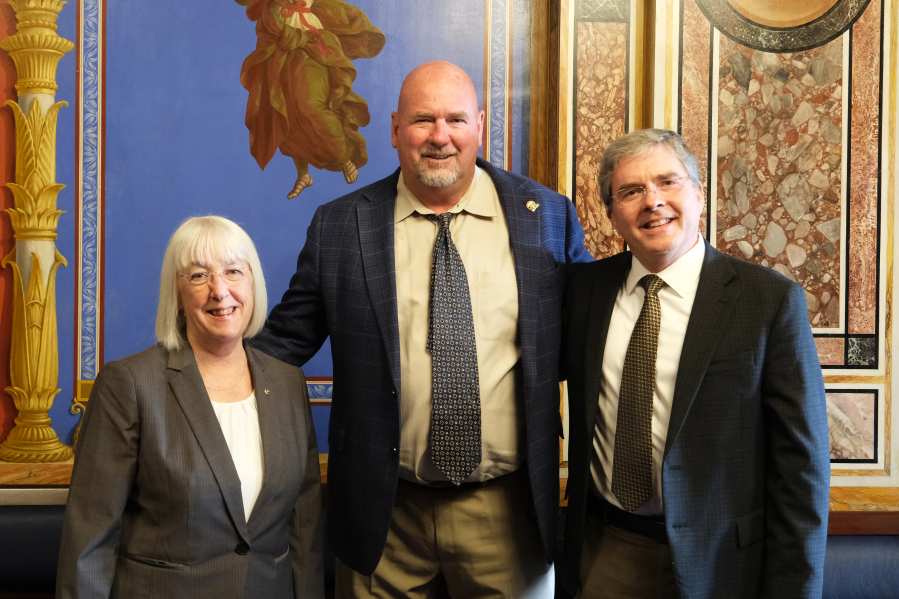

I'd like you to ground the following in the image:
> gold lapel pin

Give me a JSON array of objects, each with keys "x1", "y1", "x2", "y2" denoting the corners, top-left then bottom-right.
[
  {"x1": 264, "y1": 388, "x2": 271, "y2": 395},
  {"x1": 526, "y1": 201, "x2": 540, "y2": 212}
]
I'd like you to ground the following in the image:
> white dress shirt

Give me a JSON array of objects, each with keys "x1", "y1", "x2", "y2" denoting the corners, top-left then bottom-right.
[
  {"x1": 591, "y1": 237, "x2": 705, "y2": 515},
  {"x1": 211, "y1": 393, "x2": 264, "y2": 521}
]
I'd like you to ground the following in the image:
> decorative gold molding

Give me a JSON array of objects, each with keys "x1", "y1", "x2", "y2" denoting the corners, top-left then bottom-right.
[
  {"x1": 0, "y1": 0, "x2": 73, "y2": 463},
  {"x1": 0, "y1": 249, "x2": 70, "y2": 462},
  {"x1": 5, "y1": 99, "x2": 66, "y2": 240},
  {"x1": 70, "y1": 379, "x2": 93, "y2": 447},
  {"x1": 0, "y1": 0, "x2": 73, "y2": 96}
]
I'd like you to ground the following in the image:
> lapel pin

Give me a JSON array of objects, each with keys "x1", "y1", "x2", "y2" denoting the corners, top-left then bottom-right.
[
  {"x1": 526, "y1": 201, "x2": 540, "y2": 212},
  {"x1": 264, "y1": 388, "x2": 271, "y2": 395}
]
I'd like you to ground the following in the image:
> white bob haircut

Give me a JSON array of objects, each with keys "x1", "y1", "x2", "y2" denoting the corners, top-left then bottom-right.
[{"x1": 156, "y1": 216, "x2": 267, "y2": 351}]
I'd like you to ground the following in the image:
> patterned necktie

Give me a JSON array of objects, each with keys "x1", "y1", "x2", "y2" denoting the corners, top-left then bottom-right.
[
  {"x1": 612, "y1": 274, "x2": 665, "y2": 512},
  {"x1": 427, "y1": 213, "x2": 481, "y2": 485}
]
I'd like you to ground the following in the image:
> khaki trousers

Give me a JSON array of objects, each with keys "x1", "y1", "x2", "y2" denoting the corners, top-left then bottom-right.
[
  {"x1": 578, "y1": 512, "x2": 677, "y2": 599},
  {"x1": 335, "y1": 468, "x2": 554, "y2": 599}
]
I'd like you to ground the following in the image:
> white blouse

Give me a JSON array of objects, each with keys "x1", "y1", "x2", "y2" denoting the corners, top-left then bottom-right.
[{"x1": 210, "y1": 393, "x2": 264, "y2": 521}]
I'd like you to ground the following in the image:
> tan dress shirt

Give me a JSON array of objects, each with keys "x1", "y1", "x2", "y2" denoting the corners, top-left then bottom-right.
[{"x1": 394, "y1": 167, "x2": 525, "y2": 484}]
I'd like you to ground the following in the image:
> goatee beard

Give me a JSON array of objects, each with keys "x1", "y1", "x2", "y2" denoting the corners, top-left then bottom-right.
[{"x1": 415, "y1": 149, "x2": 462, "y2": 188}]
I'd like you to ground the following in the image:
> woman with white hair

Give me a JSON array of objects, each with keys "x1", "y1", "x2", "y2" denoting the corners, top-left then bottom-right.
[{"x1": 57, "y1": 216, "x2": 323, "y2": 599}]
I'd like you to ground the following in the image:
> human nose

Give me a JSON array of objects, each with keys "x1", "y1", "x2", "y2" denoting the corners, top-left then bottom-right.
[
  {"x1": 207, "y1": 272, "x2": 231, "y2": 297},
  {"x1": 429, "y1": 119, "x2": 451, "y2": 146},
  {"x1": 641, "y1": 184, "x2": 665, "y2": 207}
]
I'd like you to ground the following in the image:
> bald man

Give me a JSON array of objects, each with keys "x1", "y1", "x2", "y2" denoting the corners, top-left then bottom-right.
[{"x1": 255, "y1": 61, "x2": 592, "y2": 598}]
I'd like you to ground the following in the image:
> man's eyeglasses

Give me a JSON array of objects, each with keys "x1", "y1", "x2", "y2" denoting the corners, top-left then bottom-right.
[
  {"x1": 612, "y1": 176, "x2": 693, "y2": 205},
  {"x1": 179, "y1": 266, "x2": 251, "y2": 287}
]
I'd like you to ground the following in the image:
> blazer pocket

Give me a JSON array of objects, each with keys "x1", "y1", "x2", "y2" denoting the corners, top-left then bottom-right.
[
  {"x1": 123, "y1": 553, "x2": 190, "y2": 570},
  {"x1": 329, "y1": 422, "x2": 346, "y2": 453},
  {"x1": 705, "y1": 350, "x2": 754, "y2": 376},
  {"x1": 736, "y1": 508, "x2": 765, "y2": 548},
  {"x1": 274, "y1": 547, "x2": 290, "y2": 564}
]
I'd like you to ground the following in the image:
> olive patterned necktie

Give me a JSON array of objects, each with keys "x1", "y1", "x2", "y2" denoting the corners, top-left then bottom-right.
[
  {"x1": 427, "y1": 213, "x2": 481, "y2": 485},
  {"x1": 612, "y1": 274, "x2": 665, "y2": 512}
]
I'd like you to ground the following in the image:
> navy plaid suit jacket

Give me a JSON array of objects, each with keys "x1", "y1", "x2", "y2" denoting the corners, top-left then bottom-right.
[
  {"x1": 254, "y1": 158, "x2": 593, "y2": 574},
  {"x1": 561, "y1": 240, "x2": 830, "y2": 599}
]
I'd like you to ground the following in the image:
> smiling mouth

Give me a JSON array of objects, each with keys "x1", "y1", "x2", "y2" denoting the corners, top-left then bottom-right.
[
  {"x1": 644, "y1": 218, "x2": 673, "y2": 229},
  {"x1": 421, "y1": 152, "x2": 457, "y2": 161},
  {"x1": 208, "y1": 307, "x2": 236, "y2": 317}
]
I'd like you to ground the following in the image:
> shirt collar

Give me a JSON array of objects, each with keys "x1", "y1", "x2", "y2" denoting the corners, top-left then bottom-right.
[
  {"x1": 625, "y1": 236, "x2": 706, "y2": 298},
  {"x1": 394, "y1": 167, "x2": 493, "y2": 223}
]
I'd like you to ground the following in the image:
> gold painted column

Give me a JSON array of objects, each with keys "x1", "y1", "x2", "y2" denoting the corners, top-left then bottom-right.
[{"x1": 0, "y1": 0, "x2": 74, "y2": 462}]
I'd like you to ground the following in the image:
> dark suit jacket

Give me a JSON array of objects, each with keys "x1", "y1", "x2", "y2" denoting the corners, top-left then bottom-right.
[
  {"x1": 253, "y1": 157, "x2": 592, "y2": 574},
  {"x1": 562, "y1": 240, "x2": 830, "y2": 599},
  {"x1": 57, "y1": 344, "x2": 323, "y2": 599}
]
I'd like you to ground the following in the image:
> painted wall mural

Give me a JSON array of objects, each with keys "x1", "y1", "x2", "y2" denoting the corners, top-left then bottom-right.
[
  {"x1": 0, "y1": 0, "x2": 532, "y2": 475},
  {"x1": 236, "y1": 0, "x2": 386, "y2": 199}
]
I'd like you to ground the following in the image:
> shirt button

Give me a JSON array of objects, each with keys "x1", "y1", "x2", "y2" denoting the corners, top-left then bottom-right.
[{"x1": 235, "y1": 541, "x2": 250, "y2": 555}]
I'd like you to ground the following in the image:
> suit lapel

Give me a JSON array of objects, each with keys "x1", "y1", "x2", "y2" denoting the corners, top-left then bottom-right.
[
  {"x1": 245, "y1": 347, "x2": 280, "y2": 531},
  {"x1": 167, "y1": 347, "x2": 250, "y2": 539},
  {"x1": 356, "y1": 171, "x2": 402, "y2": 395},
  {"x1": 582, "y1": 253, "x2": 630, "y2": 436},
  {"x1": 663, "y1": 242, "x2": 740, "y2": 458},
  {"x1": 480, "y1": 159, "x2": 547, "y2": 390}
]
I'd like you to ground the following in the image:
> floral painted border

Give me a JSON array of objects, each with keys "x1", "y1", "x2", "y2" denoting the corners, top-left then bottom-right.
[
  {"x1": 78, "y1": 0, "x2": 102, "y2": 382},
  {"x1": 487, "y1": 0, "x2": 508, "y2": 168}
]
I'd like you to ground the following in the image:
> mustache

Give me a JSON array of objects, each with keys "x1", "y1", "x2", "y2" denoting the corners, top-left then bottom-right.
[{"x1": 419, "y1": 145, "x2": 459, "y2": 159}]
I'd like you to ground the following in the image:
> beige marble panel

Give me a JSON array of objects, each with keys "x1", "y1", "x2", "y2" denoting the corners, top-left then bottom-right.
[
  {"x1": 827, "y1": 392, "x2": 875, "y2": 460},
  {"x1": 830, "y1": 486, "x2": 899, "y2": 511},
  {"x1": 715, "y1": 37, "x2": 843, "y2": 328},
  {"x1": 575, "y1": 21, "x2": 627, "y2": 260}
]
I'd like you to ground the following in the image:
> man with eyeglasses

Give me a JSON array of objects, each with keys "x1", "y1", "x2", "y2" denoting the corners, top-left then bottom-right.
[{"x1": 560, "y1": 129, "x2": 829, "y2": 599}]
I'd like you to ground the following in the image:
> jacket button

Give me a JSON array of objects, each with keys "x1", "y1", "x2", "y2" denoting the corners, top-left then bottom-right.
[
  {"x1": 392, "y1": 447, "x2": 398, "y2": 455},
  {"x1": 235, "y1": 541, "x2": 250, "y2": 555}
]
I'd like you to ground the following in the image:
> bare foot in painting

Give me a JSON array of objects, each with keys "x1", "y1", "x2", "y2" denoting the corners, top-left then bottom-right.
[
  {"x1": 287, "y1": 173, "x2": 313, "y2": 199},
  {"x1": 343, "y1": 161, "x2": 358, "y2": 184}
]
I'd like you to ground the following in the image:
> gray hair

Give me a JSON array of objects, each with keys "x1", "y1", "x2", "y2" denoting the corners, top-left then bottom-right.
[
  {"x1": 598, "y1": 129, "x2": 701, "y2": 207},
  {"x1": 156, "y1": 216, "x2": 267, "y2": 351}
]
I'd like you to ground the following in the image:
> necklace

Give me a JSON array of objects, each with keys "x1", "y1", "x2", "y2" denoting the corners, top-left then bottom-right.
[{"x1": 203, "y1": 364, "x2": 248, "y2": 391}]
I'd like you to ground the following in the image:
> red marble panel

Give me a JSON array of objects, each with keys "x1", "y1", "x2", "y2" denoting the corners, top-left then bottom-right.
[
  {"x1": 680, "y1": 0, "x2": 711, "y2": 235},
  {"x1": 815, "y1": 337, "x2": 844, "y2": 365},
  {"x1": 715, "y1": 37, "x2": 843, "y2": 328},
  {"x1": 575, "y1": 21, "x2": 626, "y2": 260},
  {"x1": 681, "y1": 0, "x2": 712, "y2": 182},
  {"x1": 847, "y1": 0, "x2": 880, "y2": 334},
  {"x1": 0, "y1": 3, "x2": 19, "y2": 442}
]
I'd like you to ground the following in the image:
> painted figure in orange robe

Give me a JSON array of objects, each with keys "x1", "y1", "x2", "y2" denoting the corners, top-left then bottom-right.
[{"x1": 236, "y1": 0, "x2": 386, "y2": 198}]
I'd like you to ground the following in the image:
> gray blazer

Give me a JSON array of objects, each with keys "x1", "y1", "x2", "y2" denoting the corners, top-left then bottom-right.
[
  {"x1": 562, "y1": 241, "x2": 830, "y2": 599},
  {"x1": 57, "y1": 344, "x2": 323, "y2": 599}
]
